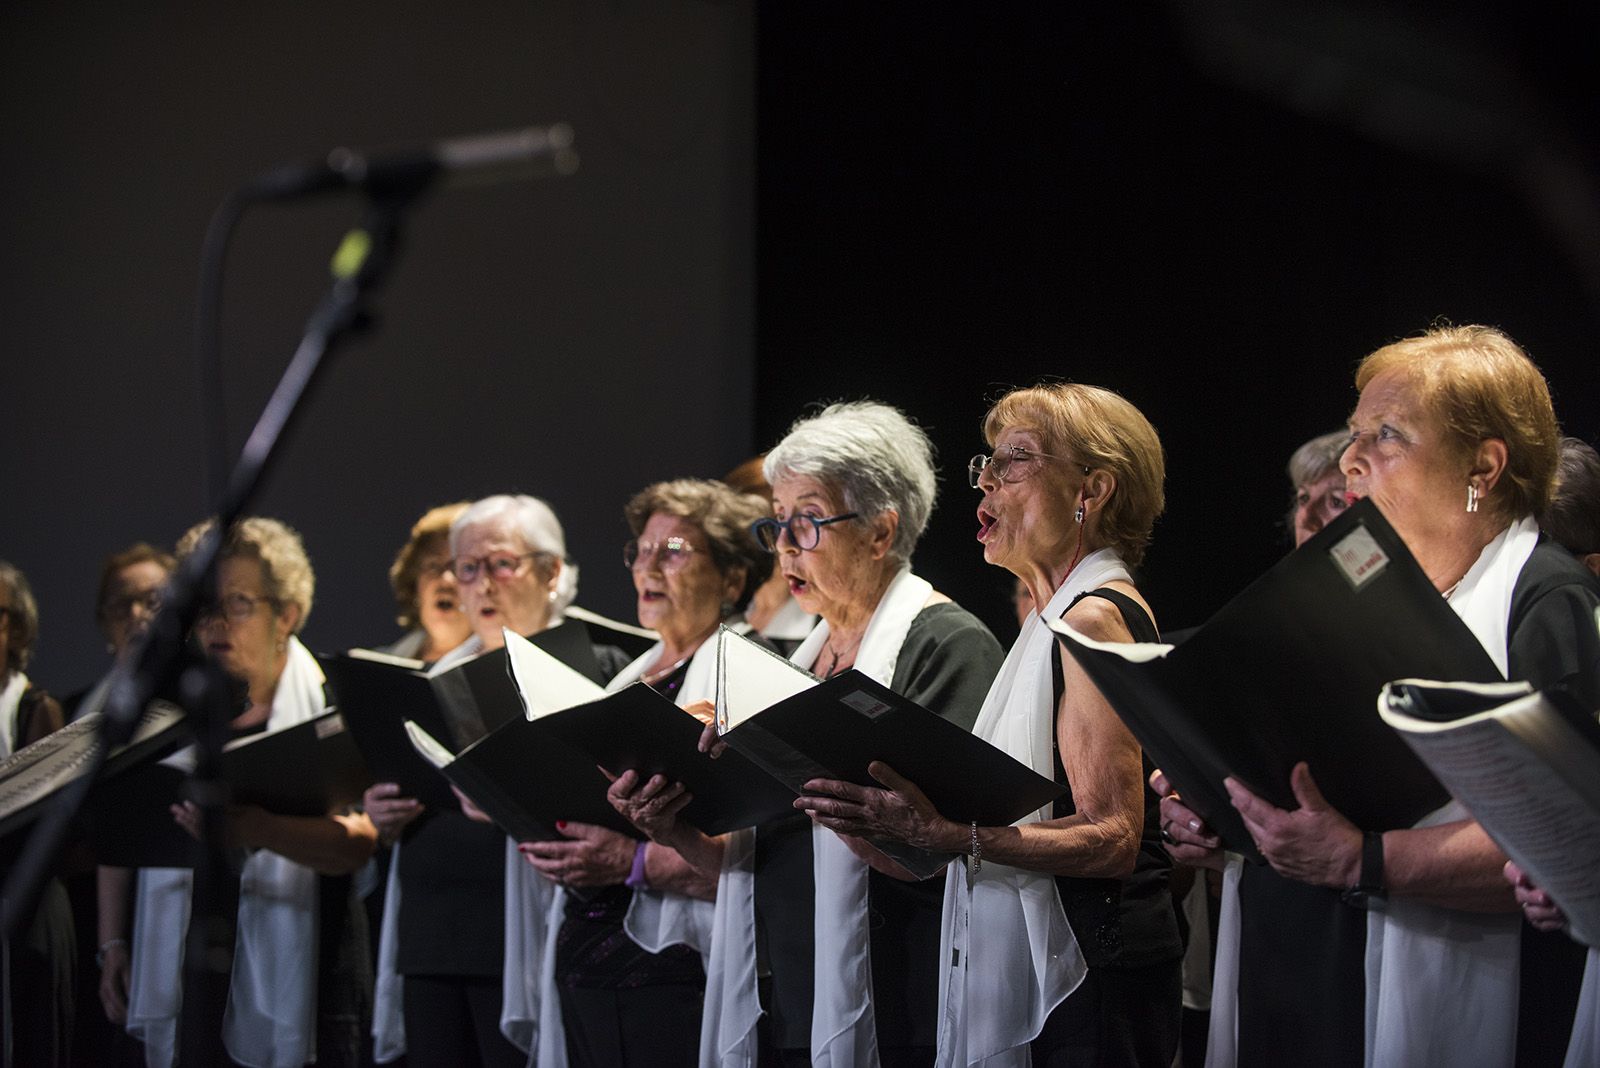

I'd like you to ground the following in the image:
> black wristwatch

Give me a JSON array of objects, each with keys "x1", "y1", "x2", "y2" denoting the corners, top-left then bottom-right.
[{"x1": 1341, "y1": 830, "x2": 1386, "y2": 909}]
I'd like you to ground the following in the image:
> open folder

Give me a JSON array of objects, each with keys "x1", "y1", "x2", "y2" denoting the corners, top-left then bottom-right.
[
  {"x1": 1048, "y1": 499, "x2": 1499, "y2": 863},
  {"x1": 1380, "y1": 679, "x2": 1600, "y2": 947},
  {"x1": 88, "y1": 708, "x2": 371, "y2": 868},
  {"x1": 707, "y1": 627, "x2": 1063, "y2": 879},
  {"x1": 400, "y1": 629, "x2": 641, "y2": 843},
  {"x1": 0, "y1": 700, "x2": 187, "y2": 855}
]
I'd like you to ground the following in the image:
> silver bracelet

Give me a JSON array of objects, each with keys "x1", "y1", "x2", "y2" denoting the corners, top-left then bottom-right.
[
  {"x1": 968, "y1": 821, "x2": 982, "y2": 876},
  {"x1": 96, "y1": 937, "x2": 128, "y2": 968}
]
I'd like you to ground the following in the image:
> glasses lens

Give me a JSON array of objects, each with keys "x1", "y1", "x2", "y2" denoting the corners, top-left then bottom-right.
[
  {"x1": 487, "y1": 555, "x2": 521, "y2": 580},
  {"x1": 453, "y1": 559, "x2": 480, "y2": 583},
  {"x1": 791, "y1": 515, "x2": 822, "y2": 550},
  {"x1": 968, "y1": 454, "x2": 990, "y2": 488},
  {"x1": 751, "y1": 519, "x2": 780, "y2": 552}
]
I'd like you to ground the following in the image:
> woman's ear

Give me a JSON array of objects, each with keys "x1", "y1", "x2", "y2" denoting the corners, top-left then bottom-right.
[
  {"x1": 1469, "y1": 438, "x2": 1510, "y2": 497},
  {"x1": 868, "y1": 510, "x2": 900, "y2": 561},
  {"x1": 1079, "y1": 469, "x2": 1117, "y2": 520},
  {"x1": 722, "y1": 565, "x2": 747, "y2": 610},
  {"x1": 277, "y1": 600, "x2": 303, "y2": 639}
]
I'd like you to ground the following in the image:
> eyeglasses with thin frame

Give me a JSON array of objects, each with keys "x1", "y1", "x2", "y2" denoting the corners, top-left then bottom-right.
[
  {"x1": 969, "y1": 445, "x2": 1085, "y2": 489},
  {"x1": 623, "y1": 536, "x2": 699, "y2": 572},
  {"x1": 198, "y1": 592, "x2": 277, "y2": 622},
  {"x1": 452, "y1": 552, "x2": 549, "y2": 584},
  {"x1": 749, "y1": 512, "x2": 860, "y2": 553}
]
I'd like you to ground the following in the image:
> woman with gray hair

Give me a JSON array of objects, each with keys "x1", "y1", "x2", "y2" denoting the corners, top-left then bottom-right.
[
  {"x1": 1286, "y1": 428, "x2": 1351, "y2": 547},
  {"x1": 610, "y1": 401, "x2": 1005, "y2": 1066},
  {"x1": 364, "y1": 494, "x2": 629, "y2": 1068}
]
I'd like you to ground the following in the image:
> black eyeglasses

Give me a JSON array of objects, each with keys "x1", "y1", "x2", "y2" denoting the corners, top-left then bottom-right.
[
  {"x1": 750, "y1": 512, "x2": 859, "y2": 552},
  {"x1": 969, "y1": 445, "x2": 1084, "y2": 488}
]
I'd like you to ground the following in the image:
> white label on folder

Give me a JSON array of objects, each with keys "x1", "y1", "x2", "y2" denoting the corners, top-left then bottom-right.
[
  {"x1": 315, "y1": 713, "x2": 346, "y2": 738},
  {"x1": 1330, "y1": 523, "x2": 1388, "y2": 589},
  {"x1": 840, "y1": 690, "x2": 893, "y2": 719}
]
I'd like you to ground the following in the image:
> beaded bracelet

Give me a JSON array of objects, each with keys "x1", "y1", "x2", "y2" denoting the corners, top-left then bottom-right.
[{"x1": 968, "y1": 821, "x2": 982, "y2": 876}]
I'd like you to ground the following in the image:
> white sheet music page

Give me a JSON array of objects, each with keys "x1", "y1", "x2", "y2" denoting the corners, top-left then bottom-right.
[
  {"x1": 502, "y1": 627, "x2": 606, "y2": 720},
  {"x1": 714, "y1": 625, "x2": 818, "y2": 732}
]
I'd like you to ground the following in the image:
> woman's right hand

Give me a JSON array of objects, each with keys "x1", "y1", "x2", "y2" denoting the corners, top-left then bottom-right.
[
  {"x1": 608, "y1": 769, "x2": 693, "y2": 845},
  {"x1": 363, "y1": 782, "x2": 423, "y2": 844},
  {"x1": 99, "y1": 940, "x2": 131, "y2": 1024},
  {"x1": 1151, "y1": 768, "x2": 1226, "y2": 871}
]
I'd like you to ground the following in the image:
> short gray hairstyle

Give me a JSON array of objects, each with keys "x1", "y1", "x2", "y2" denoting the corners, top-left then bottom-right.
[
  {"x1": 1287, "y1": 429, "x2": 1350, "y2": 489},
  {"x1": 763, "y1": 400, "x2": 938, "y2": 564},
  {"x1": 450, "y1": 494, "x2": 579, "y2": 617}
]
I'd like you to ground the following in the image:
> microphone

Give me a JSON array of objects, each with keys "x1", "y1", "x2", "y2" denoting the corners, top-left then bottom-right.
[{"x1": 243, "y1": 124, "x2": 578, "y2": 202}]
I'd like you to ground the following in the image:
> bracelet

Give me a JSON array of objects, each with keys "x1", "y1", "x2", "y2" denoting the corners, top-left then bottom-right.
[
  {"x1": 624, "y1": 841, "x2": 651, "y2": 891},
  {"x1": 96, "y1": 938, "x2": 128, "y2": 968},
  {"x1": 1341, "y1": 830, "x2": 1386, "y2": 910},
  {"x1": 968, "y1": 821, "x2": 982, "y2": 876}
]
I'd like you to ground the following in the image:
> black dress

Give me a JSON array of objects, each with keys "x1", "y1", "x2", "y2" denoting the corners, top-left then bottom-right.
[
  {"x1": 1233, "y1": 538, "x2": 1600, "y2": 1067},
  {"x1": 754, "y1": 602, "x2": 1006, "y2": 1063},
  {"x1": 388, "y1": 620, "x2": 628, "y2": 1068},
  {"x1": 1031, "y1": 589, "x2": 1184, "y2": 1067}
]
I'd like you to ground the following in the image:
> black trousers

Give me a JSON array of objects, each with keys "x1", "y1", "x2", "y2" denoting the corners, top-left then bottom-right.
[
  {"x1": 402, "y1": 973, "x2": 524, "y2": 1068},
  {"x1": 1031, "y1": 958, "x2": 1183, "y2": 1068},
  {"x1": 559, "y1": 982, "x2": 702, "y2": 1067}
]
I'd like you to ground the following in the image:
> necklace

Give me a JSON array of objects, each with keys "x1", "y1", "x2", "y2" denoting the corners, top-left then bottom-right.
[
  {"x1": 818, "y1": 630, "x2": 865, "y2": 678},
  {"x1": 642, "y1": 653, "x2": 692, "y2": 687}
]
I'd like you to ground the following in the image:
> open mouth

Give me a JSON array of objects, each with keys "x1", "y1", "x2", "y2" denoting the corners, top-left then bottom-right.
[
  {"x1": 640, "y1": 589, "x2": 667, "y2": 603},
  {"x1": 1343, "y1": 491, "x2": 1361, "y2": 506},
  {"x1": 976, "y1": 505, "x2": 998, "y2": 542},
  {"x1": 784, "y1": 571, "x2": 810, "y2": 596}
]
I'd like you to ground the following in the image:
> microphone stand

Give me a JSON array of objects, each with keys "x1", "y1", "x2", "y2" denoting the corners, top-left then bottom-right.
[{"x1": 1, "y1": 188, "x2": 422, "y2": 1063}]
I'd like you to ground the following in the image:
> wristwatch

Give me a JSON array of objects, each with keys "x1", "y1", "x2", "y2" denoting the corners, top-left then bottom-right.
[{"x1": 1341, "y1": 830, "x2": 1386, "y2": 909}]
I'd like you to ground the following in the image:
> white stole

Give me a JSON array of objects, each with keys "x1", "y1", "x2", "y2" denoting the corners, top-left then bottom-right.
[
  {"x1": 615, "y1": 630, "x2": 736, "y2": 959},
  {"x1": 0, "y1": 669, "x2": 27, "y2": 757},
  {"x1": 1203, "y1": 517, "x2": 1539, "y2": 1068},
  {"x1": 1362, "y1": 515, "x2": 1538, "y2": 1068},
  {"x1": 698, "y1": 570, "x2": 933, "y2": 1067},
  {"x1": 799, "y1": 568, "x2": 933, "y2": 1067},
  {"x1": 126, "y1": 637, "x2": 325, "y2": 1068},
  {"x1": 936, "y1": 548, "x2": 1128, "y2": 1067},
  {"x1": 1566, "y1": 949, "x2": 1600, "y2": 1068}
]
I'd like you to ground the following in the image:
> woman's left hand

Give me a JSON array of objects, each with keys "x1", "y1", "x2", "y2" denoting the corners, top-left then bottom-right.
[
  {"x1": 518, "y1": 821, "x2": 637, "y2": 888},
  {"x1": 1505, "y1": 861, "x2": 1568, "y2": 932},
  {"x1": 797, "y1": 761, "x2": 959, "y2": 852},
  {"x1": 1226, "y1": 762, "x2": 1363, "y2": 888}
]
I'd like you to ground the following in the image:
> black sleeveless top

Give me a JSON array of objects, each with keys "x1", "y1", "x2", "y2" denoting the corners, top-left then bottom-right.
[{"x1": 1049, "y1": 588, "x2": 1184, "y2": 970}]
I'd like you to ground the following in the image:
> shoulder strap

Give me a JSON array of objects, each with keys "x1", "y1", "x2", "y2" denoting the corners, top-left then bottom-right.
[{"x1": 1066, "y1": 587, "x2": 1159, "y2": 642}]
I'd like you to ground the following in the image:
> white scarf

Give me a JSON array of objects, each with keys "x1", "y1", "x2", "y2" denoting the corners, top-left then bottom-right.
[
  {"x1": 1204, "y1": 516, "x2": 1539, "y2": 1068},
  {"x1": 1362, "y1": 514, "x2": 1538, "y2": 1068},
  {"x1": 936, "y1": 548, "x2": 1128, "y2": 1067},
  {"x1": 615, "y1": 628, "x2": 738, "y2": 959},
  {"x1": 1567, "y1": 950, "x2": 1600, "y2": 1068},
  {"x1": 126, "y1": 637, "x2": 325, "y2": 1068},
  {"x1": 0, "y1": 669, "x2": 27, "y2": 758},
  {"x1": 698, "y1": 568, "x2": 933, "y2": 1067}
]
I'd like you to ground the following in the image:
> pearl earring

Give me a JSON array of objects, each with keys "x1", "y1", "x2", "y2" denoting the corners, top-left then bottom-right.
[{"x1": 1074, "y1": 503, "x2": 1085, "y2": 524}]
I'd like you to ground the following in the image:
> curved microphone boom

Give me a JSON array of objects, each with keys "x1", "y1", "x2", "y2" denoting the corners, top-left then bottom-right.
[{"x1": 242, "y1": 123, "x2": 578, "y2": 202}]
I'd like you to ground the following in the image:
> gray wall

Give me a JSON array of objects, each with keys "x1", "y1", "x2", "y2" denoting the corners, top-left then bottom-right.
[{"x1": 1, "y1": 3, "x2": 755, "y2": 691}]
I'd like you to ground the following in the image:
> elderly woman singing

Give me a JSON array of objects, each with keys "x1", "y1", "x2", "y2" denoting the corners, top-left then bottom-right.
[
  {"x1": 1160, "y1": 325, "x2": 1600, "y2": 1067},
  {"x1": 612, "y1": 401, "x2": 1005, "y2": 1066},
  {"x1": 797, "y1": 384, "x2": 1182, "y2": 1066}
]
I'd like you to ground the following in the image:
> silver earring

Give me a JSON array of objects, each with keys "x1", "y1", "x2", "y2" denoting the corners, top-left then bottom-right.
[
  {"x1": 720, "y1": 601, "x2": 734, "y2": 618},
  {"x1": 1466, "y1": 483, "x2": 1479, "y2": 513},
  {"x1": 1074, "y1": 504, "x2": 1085, "y2": 524}
]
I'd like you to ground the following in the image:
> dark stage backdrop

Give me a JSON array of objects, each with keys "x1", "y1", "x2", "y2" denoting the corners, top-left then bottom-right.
[
  {"x1": 754, "y1": 6, "x2": 1600, "y2": 646},
  {"x1": 2, "y1": 4, "x2": 755, "y2": 691}
]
